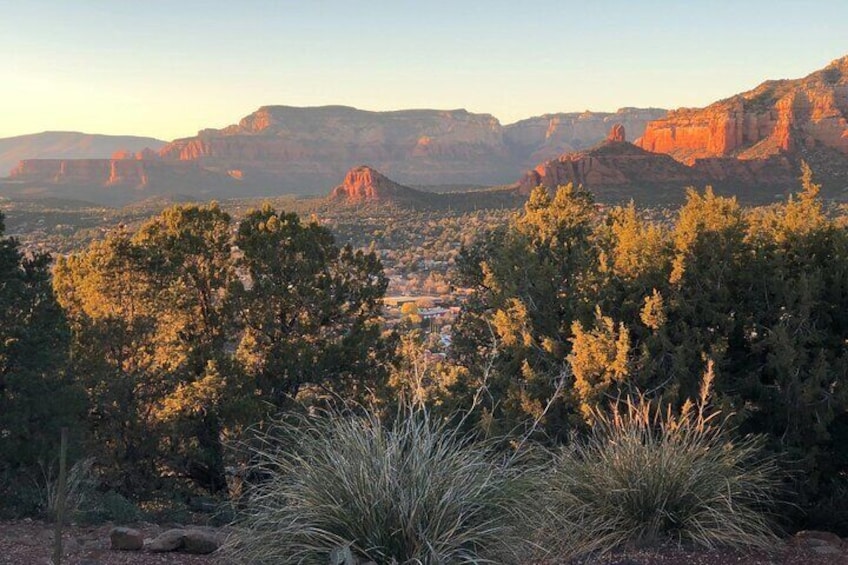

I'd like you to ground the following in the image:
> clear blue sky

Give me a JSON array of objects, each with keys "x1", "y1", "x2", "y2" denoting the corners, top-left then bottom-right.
[{"x1": 1, "y1": 0, "x2": 845, "y2": 140}]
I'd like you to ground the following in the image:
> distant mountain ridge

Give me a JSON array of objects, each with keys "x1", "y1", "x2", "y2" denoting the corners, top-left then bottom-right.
[
  {"x1": 0, "y1": 132, "x2": 165, "y2": 176},
  {"x1": 3, "y1": 106, "x2": 664, "y2": 204},
  {"x1": 4, "y1": 55, "x2": 848, "y2": 205},
  {"x1": 154, "y1": 105, "x2": 665, "y2": 191}
]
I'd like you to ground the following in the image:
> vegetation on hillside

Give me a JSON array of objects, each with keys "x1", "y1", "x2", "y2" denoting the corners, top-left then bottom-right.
[{"x1": 1, "y1": 166, "x2": 847, "y2": 554}]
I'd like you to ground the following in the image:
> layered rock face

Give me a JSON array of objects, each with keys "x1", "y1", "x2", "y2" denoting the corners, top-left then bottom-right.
[
  {"x1": 517, "y1": 136, "x2": 704, "y2": 199},
  {"x1": 157, "y1": 105, "x2": 667, "y2": 191},
  {"x1": 7, "y1": 158, "x2": 241, "y2": 205},
  {"x1": 638, "y1": 56, "x2": 848, "y2": 165},
  {"x1": 159, "y1": 106, "x2": 515, "y2": 189},
  {"x1": 0, "y1": 132, "x2": 166, "y2": 176},
  {"x1": 504, "y1": 108, "x2": 666, "y2": 167},
  {"x1": 10, "y1": 159, "x2": 154, "y2": 187}
]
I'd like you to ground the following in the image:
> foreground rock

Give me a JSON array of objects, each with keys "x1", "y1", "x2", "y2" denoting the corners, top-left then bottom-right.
[
  {"x1": 791, "y1": 530, "x2": 846, "y2": 556},
  {"x1": 145, "y1": 528, "x2": 220, "y2": 554},
  {"x1": 109, "y1": 527, "x2": 144, "y2": 551}
]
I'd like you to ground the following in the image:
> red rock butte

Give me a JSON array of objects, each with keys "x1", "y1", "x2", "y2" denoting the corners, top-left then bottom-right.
[{"x1": 330, "y1": 165, "x2": 419, "y2": 201}]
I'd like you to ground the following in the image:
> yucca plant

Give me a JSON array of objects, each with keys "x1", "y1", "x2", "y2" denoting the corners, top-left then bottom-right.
[
  {"x1": 224, "y1": 408, "x2": 542, "y2": 564},
  {"x1": 548, "y1": 366, "x2": 781, "y2": 556}
]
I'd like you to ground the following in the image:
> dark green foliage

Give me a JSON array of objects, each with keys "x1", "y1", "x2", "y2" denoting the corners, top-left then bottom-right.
[
  {"x1": 453, "y1": 172, "x2": 848, "y2": 532},
  {"x1": 0, "y1": 210, "x2": 86, "y2": 512},
  {"x1": 51, "y1": 203, "x2": 393, "y2": 499},
  {"x1": 234, "y1": 205, "x2": 392, "y2": 409},
  {"x1": 451, "y1": 185, "x2": 598, "y2": 439}
]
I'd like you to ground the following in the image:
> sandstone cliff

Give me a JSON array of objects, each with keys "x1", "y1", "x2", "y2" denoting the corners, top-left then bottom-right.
[
  {"x1": 638, "y1": 56, "x2": 848, "y2": 166},
  {"x1": 517, "y1": 137, "x2": 704, "y2": 202},
  {"x1": 6, "y1": 158, "x2": 241, "y2": 205},
  {"x1": 156, "y1": 105, "x2": 667, "y2": 192},
  {"x1": 0, "y1": 132, "x2": 166, "y2": 176},
  {"x1": 159, "y1": 106, "x2": 514, "y2": 190},
  {"x1": 504, "y1": 108, "x2": 666, "y2": 167}
]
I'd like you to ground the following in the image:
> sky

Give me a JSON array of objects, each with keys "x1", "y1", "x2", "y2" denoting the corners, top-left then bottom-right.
[{"x1": 1, "y1": 0, "x2": 846, "y2": 141}]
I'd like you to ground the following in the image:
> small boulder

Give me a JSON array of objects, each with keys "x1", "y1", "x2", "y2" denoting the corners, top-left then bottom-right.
[
  {"x1": 109, "y1": 527, "x2": 144, "y2": 551},
  {"x1": 181, "y1": 529, "x2": 220, "y2": 554},
  {"x1": 793, "y1": 530, "x2": 844, "y2": 548},
  {"x1": 811, "y1": 544, "x2": 844, "y2": 555},
  {"x1": 146, "y1": 529, "x2": 186, "y2": 552}
]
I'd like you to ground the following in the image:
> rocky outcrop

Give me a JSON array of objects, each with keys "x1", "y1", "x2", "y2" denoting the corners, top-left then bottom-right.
[
  {"x1": 10, "y1": 159, "x2": 151, "y2": 187},
  {"x1": 8, "y1": 158, "x2": 214, "y2": 188},
  {"x1": 329, "y1": 165, "x2": 523, "y2": 210},
  {"x1": 607, "y1": 124, "x2": 626, "y2": 142},
  {"x1": 330, "y1": 165, "x2": 431, "y2": 203},
  {"x1": 110, "y1": 527, "x2": 144, "y2": 551},
  {"x1": 504, "y1": 108, "x2": 666, "y2": 167},
  {"x1": 0, "y1": 132, "x2": 165, "y2": 176},
  {"x1": 5, "y1": 158, "x2": 243, "y2": 205},
  {"x1": 517, "y1": 125, "x2": 800, "y2": 204},
  {"x1": 638, "y1": 55, "x2": 848, "y2": 165},
  {"x1": 517, "y1": 137, "x2": 704, "y2": 199}
]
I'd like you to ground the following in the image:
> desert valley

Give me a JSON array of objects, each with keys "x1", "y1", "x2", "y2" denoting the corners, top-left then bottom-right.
[{"x1": 2, "y1": 5, "x2": 848, "y2": 563}]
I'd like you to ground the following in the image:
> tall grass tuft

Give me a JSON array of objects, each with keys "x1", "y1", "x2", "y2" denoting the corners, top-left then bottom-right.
[
  {"x1": 40, "y1": 457, "x2": 97, "y2": 521},
  {"x1": 549, "y1": 368, "x2": 781, "y2": 556},
  {"x1": 224, "y1": 408, "x2": 541, "y2": 564}
]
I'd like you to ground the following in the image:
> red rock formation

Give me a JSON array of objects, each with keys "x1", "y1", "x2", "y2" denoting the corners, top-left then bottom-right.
[
  {"x1": 638, "y1": 56, "x2": 848, "y2": 165},
  {"x1": 607, "y1": 124, "x2": 626, "y2": 142},
  {"x1": 111, "y1": 149, "x2": 135, "y2": 160},
  {"x1": 156, "y1": 105, "x2": 668, "y2": 192},
  {"x1": 158, "y1": 106, "x2": 515, "y2": 189},
  {"x1": 8, "y1": 158, "x2": 238, "y2": 191},
  {"x1": 0, "y1": 132, "x2": 166, "y2": 177},
  {"x1": 135, "y1": 148, "x2": 161, "y2": 160},
  {"x1": 330, "y1": 165, "x2": 425, "y2": 202},
  {"x1": 517, "y1": 140, "x2": 704, "y2": 197},
  {"x1": 504, "y1": 108, "x2": 666, "y2": 167}
]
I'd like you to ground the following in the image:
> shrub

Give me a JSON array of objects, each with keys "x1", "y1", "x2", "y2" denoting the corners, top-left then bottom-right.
[
  {"x1": 224, "y1": 408, "x2": 540, "y2": 564},
  {"x1": 81, "y1": 491, "x2": 142, "y2": 524},
  {"x1": 548, "y1": 373, "x2": 781, "y2": 556},
  {"x1": 41, "y1": 457, "x2": 97, "y2": 521}
]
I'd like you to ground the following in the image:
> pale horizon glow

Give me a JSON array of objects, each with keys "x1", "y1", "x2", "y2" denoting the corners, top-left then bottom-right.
[{"x1": 1, "y1": 0, "x2": 846, "y2": 141}]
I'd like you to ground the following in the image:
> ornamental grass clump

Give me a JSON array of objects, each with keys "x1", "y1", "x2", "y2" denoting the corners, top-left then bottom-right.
[
  {"x1": 224, "y1": 408, "x2": 541, "y2": 564},
  {"x1": 550, "y1": 369, "x2": 781, "y2": 556}
]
